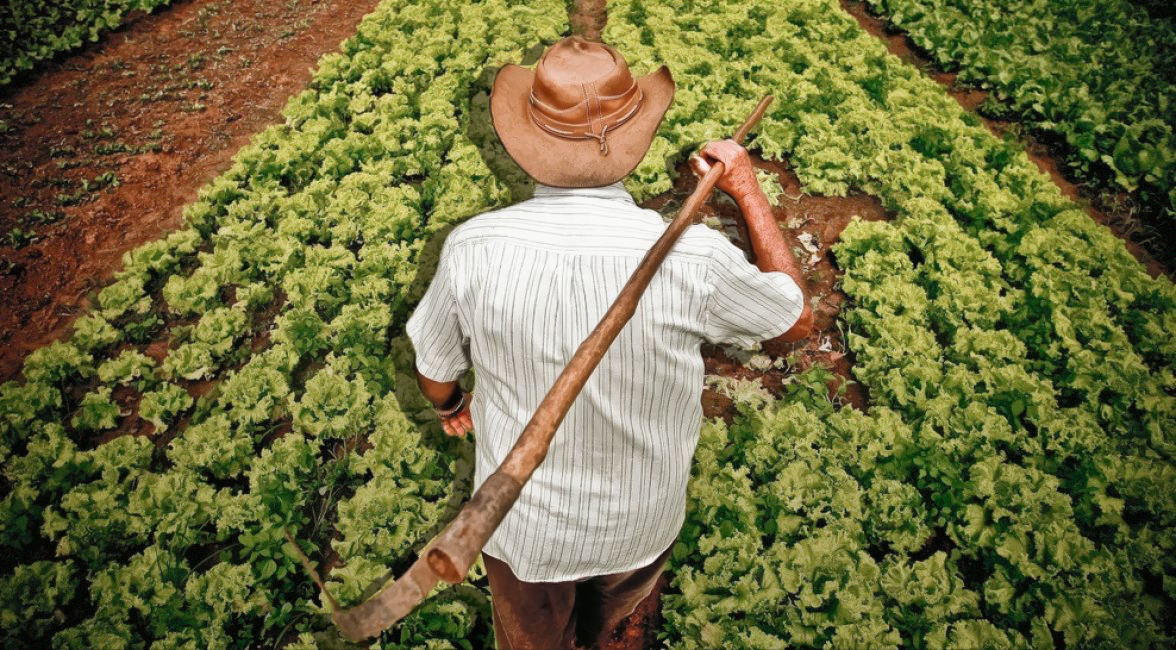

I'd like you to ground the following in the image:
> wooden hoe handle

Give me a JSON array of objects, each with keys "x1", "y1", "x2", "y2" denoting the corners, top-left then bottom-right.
[{"x1": 320, "y1": 95, "x2": 774, "y2": 642}]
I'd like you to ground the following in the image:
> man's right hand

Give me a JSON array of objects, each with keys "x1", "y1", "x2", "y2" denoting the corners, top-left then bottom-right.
[{"x1": 689, "y1": 139, "x2": 762, "y2": 203}]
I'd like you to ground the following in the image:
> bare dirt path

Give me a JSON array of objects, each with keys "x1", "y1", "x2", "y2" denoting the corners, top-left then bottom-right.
[{"x1": 0, "y1": 0, "x2": 385, "y2": 382}]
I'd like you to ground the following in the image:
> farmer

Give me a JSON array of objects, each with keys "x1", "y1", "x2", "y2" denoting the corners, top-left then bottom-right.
[{"x1": 406, "y1": 36, "x2": 812, "y2": 649}]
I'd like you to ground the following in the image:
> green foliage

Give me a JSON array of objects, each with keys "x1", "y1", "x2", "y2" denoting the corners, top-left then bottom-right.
[
  {"x1": 667, "y1": 387, "x2": 914, "y2": 650},
  {"x1": 39, "y1": 434, "x2": 155, "y2": 564},
  {"x1": 192, "y1": 306, "x2": 249, "y2": 356},
  {"x1": 0, "y1": 380, "x2": 61, "y2": 454},
  {"x1": 97, "y1": 275, "x2": 151, "y2": 319},
  {"x1": 20, "y1": 342, "x2": 92, "y2": 384},
  {"x1": 70, "y1": 313, "x2": 122, "y2": 353},
  {"x1": 166, "y1": 413, "x2": 252, "y2": 479},
  {"x1": 114, "y1": 228, "x2": 201, "y2": 284},
  {"x1": 214, "y1": 345, "x2": 294, "y2": 426},
  {"x1": 0, "y1": 1, "x2": 180, "y2": 87},
  {"x1": 378, "y1": 586, "x2": 491, "y2": 650},
  {"x1": 162, "y1": 261, "x2": 227, "y2": 315},
  {"x1": 754, "y1": 167, "x2": 784, "y2": 207},
  {"x1": 137, "y1": 383, "x2": 193, "y2": 432},
  {"x1": 159, "y1": 305, "x2": 250, "y2": 381},
  {"x1": 150, "y1": 563, "x2": 271, "y2": 650},
  {"x1": 0, "y1": 561, "x2": 78, "y2": 649},
  {"x1": 96, "y1": 349, "x2": 157, "y2": 388},
  {"x1": 289, "y1": 358, "x2": 374, "y2": 440},
  {"x1": 70, "y1": 386, "x2": 121, "y2": 431},
  {"x1": 160, "y1": 342, "x2": 215, "y2": 381},
  {"x1": 57, "y1": 543, "x2": 190, "y2": 649},
  {"x1": 863, "y1": 0, "x2": 1176, "y2": 217},
  {"x1": 600, "y1": 0, "x2": 1176, "y2": 647},
  {"x1": 329, "y1": 396, "x2": 465, "y2": 607}
]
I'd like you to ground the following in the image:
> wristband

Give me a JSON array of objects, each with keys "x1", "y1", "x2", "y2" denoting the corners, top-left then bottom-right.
[{"x1": 435, "y1": 392, "x2": 467, "y2": 419}]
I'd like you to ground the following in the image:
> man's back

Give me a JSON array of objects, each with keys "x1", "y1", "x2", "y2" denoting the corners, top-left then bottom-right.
[{"x1": 408, "y1": 182, "x2": 805, "y2": 581}]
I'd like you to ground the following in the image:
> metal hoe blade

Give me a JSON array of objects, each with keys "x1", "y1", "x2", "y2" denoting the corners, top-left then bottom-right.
[{"x1": 331, "y1": 556, "x2": 440, "y2": 642}]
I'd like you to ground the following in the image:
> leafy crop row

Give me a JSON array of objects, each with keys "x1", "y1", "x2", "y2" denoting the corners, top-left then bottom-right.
[
  {"x1": 861, "y1": 0, "x2": 1176, "y2": 218},
  {"x1": 0, "y1": 0, "x2": 178, "y2": 87},
  {"x1": 1, "y1": 0, "x2": 1174, "y2": 648}
]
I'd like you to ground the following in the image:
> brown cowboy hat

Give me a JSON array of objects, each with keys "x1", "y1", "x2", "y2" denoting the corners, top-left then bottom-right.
[{"x1": 490, "y1": 36, "x2": 674, "y2": 188}]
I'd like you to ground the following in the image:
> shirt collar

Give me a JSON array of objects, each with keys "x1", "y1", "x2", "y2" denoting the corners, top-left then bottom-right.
[{"x1": 533, "y1": 181, "x2": 635, "y2": 204}]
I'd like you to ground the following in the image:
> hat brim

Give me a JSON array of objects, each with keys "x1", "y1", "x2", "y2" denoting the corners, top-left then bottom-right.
[{"x1": 490, "y1": 63, "x2": 674, "y2": 188}]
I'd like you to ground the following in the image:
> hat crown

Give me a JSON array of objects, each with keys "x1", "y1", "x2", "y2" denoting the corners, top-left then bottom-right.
[
  {"x1": 526, "y1": 37, "x2": 645, "y2": 158},
  {"x1": 532, "y1": 37, "x2": 634, "y2": 108}
]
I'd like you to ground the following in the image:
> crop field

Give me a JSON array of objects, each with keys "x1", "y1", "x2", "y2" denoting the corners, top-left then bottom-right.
[
  {"x1": 0, "y1": 0, "x2": 1174, "y2": 649},
  {"x1": 861, "y1": 0, "x2": 1176, "y2": 221}
]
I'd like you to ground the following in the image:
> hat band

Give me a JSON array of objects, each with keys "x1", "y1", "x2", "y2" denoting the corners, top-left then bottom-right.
[{"x1": 528, "y1": 82, "x2": 645, "y2": 156}]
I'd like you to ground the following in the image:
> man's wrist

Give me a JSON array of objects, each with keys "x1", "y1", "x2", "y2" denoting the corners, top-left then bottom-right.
[
  {"x1": 434, "y1": 387, "x2": 464, "y2": 413},
  {"x1": 723, "y1": 169, "x2": 760, "y2": 201},
  {"x1": 435, "y1": 391, "x2": 468, "y2": 418}
]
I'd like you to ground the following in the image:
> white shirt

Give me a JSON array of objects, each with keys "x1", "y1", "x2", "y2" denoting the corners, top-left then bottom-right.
[{"x1": 406, "y1": 181, "x2": 804, "y2": 581}]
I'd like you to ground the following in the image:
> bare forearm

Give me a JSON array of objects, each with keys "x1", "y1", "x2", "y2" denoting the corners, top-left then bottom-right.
[
  {"x1": 737, "y1": 191, "x2": 805, "y2": 287},
  {"x1": 414, "y1": 364, "x2": 474, "y2": 437},
  {"x1": 736, "y1": 188, "x2": 814, "y2": 343},
  {"x1": 414, "y1": 364, "x2": 462, "y2": 410}
]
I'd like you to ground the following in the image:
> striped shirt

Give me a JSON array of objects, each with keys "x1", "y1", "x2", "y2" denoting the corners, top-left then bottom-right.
[{"x1": 406, "y1": 181, "x2": 804, "y2": 582}]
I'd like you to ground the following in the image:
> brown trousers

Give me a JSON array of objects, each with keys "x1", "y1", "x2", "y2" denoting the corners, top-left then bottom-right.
[{"x1": 482, "y1": 546, "x2": 671, "y2": 650}]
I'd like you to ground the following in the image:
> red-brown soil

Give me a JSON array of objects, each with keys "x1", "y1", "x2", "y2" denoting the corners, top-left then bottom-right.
[{"x1": 0, "y1": 0, "x2": 386, "y2": 383}]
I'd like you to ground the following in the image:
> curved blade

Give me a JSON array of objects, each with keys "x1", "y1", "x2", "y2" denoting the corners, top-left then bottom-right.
[{"x1": 332, "y1": 555, "x2": 441, "y2": 642}]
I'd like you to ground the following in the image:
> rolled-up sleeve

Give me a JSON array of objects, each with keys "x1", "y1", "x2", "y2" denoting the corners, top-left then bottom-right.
[
  {"x1": 406, "y1": 241, "x2": 471, "y2": 382},
  {"x1": 703, "y1": 236, "x2": 806, "y2": 348}
]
